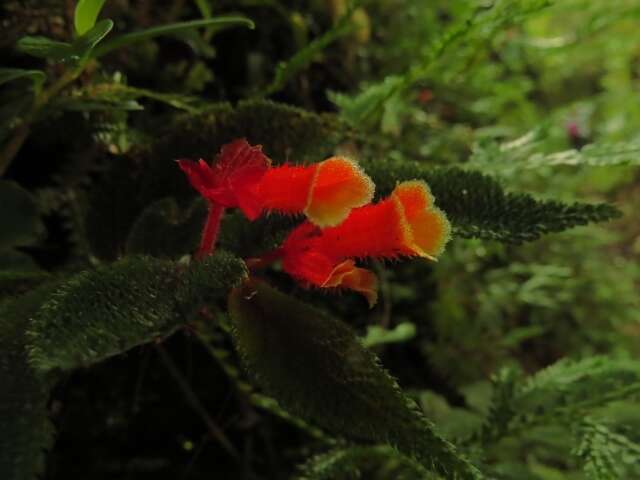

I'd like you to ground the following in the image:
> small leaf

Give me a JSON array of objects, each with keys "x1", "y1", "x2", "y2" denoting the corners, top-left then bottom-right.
[
  {"x1": 0, "y1": 180, "x2": 44, "y2": 250},
  {"x1": 93, "y1": 16, "x2": 254, "y2": 58},
  {"x1": 16, "y1": 19, "x2": 113, "y2": 62},
  {"x1": 74, "y1": 0, "x2": 108, "y2": 36},
  {"x1": 361, "y1": 322, "x2": 417, "y2": 348},
  {"x1": 0, "y1": 68, "x2": 46, "y2": 89},
  {"x1": 229, "y1": 278, "x2": 482, "y2": 479},
  {"x1": 70, "y1": 18, "x2": 114, "y2": 60},
  {"x1": 15, "y1": 36, "x2": 74, "y2": 61}
]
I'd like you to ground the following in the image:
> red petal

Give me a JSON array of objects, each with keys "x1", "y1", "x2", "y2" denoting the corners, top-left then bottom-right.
[
  {"x1": 257, "y1": 164, "x2": 318, "y2": 214},
  {"x1": 177, "y1": 159, "x2": 217, "y2": 197}
]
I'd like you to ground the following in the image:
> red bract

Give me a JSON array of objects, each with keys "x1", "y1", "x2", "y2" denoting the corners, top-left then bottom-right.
[
  {"x1": 178, "y1": 139, "x2": 374, "y2": 258},
  {"x1": 279, "y1": 181, "x2": 451, "y2": 307}
]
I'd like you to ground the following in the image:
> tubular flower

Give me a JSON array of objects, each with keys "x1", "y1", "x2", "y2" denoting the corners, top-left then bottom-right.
[
  {"x1": 179, "y1": 139, "x2": 374, "y2": 226},
  {"x1": 279, "y1": 181, "x2": 451, "y2": 307}
]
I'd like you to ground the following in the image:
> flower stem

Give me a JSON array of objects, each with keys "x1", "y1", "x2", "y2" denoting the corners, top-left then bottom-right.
[{"x1": 196, "y1": 203, "x2": 224, "y2": 259}]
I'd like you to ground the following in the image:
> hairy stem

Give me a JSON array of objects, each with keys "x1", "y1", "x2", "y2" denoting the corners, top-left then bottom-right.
[{"x1": 196, "y1": 203, "x2": 225, "y2": 258}]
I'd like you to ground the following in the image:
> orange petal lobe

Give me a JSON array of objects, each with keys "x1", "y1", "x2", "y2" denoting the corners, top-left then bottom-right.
[
  {"x1": 305, "y1": 157, "x2": 375, "y2": 227},
  {"x1": 322, "y1": 260, "x2": 378, "y2": 307},
  {"x1": 392, "y1": 181, "x2": 451, "y2": 258}
]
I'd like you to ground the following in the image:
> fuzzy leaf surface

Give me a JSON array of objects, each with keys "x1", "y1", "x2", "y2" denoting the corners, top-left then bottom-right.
[{"x1": 229, "y1": 278, "x2": 482, "y2": 479}]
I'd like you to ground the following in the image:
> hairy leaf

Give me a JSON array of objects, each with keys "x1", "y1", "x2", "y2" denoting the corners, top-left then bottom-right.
[
  {"x1": 229, "y1": 278, "x2": 482, "y2": 479},
  {"x1": 28, "y1": 253, "x2": 246, "y2": 372},
  {"x1": 126, "y1": 197, "x2": 207, "y2": 258},
  {"x1": 361, "y1": 159, "x2": 620, "y2": 243},
  {"x1": 0, "y1": 285, "x2": 58, "y2": 480}
]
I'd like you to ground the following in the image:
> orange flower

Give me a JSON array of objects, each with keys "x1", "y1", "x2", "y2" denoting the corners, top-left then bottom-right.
[
  {"x1": 279, "y1": 181, "x2": 451, "y2": 306},
  {"x1": 178, "y1": 139, "x2": 375, "y2": 257}
]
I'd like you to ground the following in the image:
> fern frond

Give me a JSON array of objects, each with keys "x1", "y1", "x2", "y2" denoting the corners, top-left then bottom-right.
[
  {"x1": 573, "y1": 418, "x2": 640, "y2": 480},
  {"x1": 470, "y1": 133, "x2": 640, "y2": 174},
  {"x1": 471, "y1": 357, "x2": 640, "y2": 446},
  {"x1": 296, "y1": 445, "x2": 433, "y2": 480}
]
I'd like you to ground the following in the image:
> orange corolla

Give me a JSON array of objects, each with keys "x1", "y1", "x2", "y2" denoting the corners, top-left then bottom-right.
[
  {"x1": 178, "y1": 139, "x2": 374, "y2": 257},
  {"x1": 279, "y1": 181, "x2": 451, "y2": 307}
]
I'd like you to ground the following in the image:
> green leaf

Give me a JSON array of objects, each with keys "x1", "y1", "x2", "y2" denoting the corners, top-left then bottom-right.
[
  {"x1": 361, "y1": 323, "x2": 417, "y2": 348},
  {"x1": 1, "y1": 284, "x2": 59, "y2": 480},
  {"x1": 0, "y1": 180, "x2": 44, "y2": 250},
  {"x1": 71, "y1": 18, "x2": 114, "y2": 60},
  {"x1": 261, "y1": 4, "x2": 358, "y2": 97},
  {"x1": 93, "y1": 16, "x2": 254, "y2": 58},
  {"x1": 74, "y1": 0, "x2": 108, "y2": 35},
  {"x1": 15, "y1": 36, "x2": 75, "y2": 61},
  {"x1": 229, "y1": 278, "x2": 482, "y2": 479},
  {"x1": 27, "y1": 253, "x2": 246, "y2": 373},
  {"x1": 361, "y1": 159, "x2": 621, "y2": 243},
  {"x1": 472, "y1": 357, "x2": 640, "y2": 446},
  {"x1": 469, "y1": 133, "x2": 640, "y2": 174},
  {"x1": 328, "y1": 76, "x2": 404, "y2": 128},
  {"x1": 125, "y1": 197, "x2": 207, "y2": 258},
  {"x1": 16, "y1": 19, "x2": 113, "y2": 62},
  {"x1": 574, "y1": 418, "x2": 640, "y2": 480},
  {"x1": 0, "y1": 68, "x2": 46, "y2": 89},
  {"x1": 297, "y1": 445, "x2": 432, "y2": 480}
]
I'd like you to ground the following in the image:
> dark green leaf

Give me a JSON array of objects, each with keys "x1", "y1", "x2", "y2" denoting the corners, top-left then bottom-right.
[
  {"x1": 1, "y1": 285, "x2": 59, "y2": 480},
  {"x1": 125, "y1": 197, "x2": 207, "y2": 258},
  {"x1": 0, "y1": 180, "x2": 44, "y2": 250},
  {"x1": 361, "y1": 159, "x2": 621, "y2": 243},
  {"x1": 74, "y1": 0, "x2": 108, "y2": 36},
  {"x1": 28, "y1": 253, "x2": 246, "y2": 372},
  {"x1": 71, "y1": 19, "x2": 114, "y2": 60},
  {"x1": 0, "y1": 68, "x2": 46, "y2": 89},
  {"x1": 229, "y1": 279, "x2": 482, "y2": 479},
  {"x1": 16, "y1": 19, "x2": 113, "y2": 62},
  {"x1": 93, "y1": 17, "x2": 254, "y2": 58},
  {"x1": 15, "y1": 36, "x2": 74, "y2": 61}
]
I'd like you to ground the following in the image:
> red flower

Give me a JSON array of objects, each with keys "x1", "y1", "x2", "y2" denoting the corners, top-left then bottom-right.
[
  {"x1": 178, "y1": 140, "x2": 270, "y2": 220},
  {"x1": 178, "y1": 139, "x2": 375, "y2": 257},
  {"x1": 279, "y1": 181, "x2": 451, "y2": 306}
]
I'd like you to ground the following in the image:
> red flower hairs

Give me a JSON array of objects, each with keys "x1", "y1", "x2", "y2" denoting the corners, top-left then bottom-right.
[
  {"x1": 178, "y1": 139, "x2": 374, "y2": 257},
  {"x1": 278, "y1": 181, "x2": 451, "y2": 306},
  {"x1": 179, "y1": 140, "x2": 451, "y2": 306}
]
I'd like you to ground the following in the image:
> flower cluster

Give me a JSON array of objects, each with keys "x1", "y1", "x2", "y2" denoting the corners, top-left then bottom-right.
[{"x1": 179, "y1": 139, "x2": 451, "y2": 306}]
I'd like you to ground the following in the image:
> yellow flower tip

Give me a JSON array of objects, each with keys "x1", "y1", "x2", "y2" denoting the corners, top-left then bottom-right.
[
  {"x1": 304, "y1": 156, "x2": 375, "y2": 228},
  {"x1": 392, "y1": 180, "x2": 452, "y2": 258},
  {"x1": 322, "y1": 259, "x2": 379, "y2": 308}
]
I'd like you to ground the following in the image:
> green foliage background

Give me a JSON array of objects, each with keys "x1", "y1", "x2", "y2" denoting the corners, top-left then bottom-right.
[{"x1": 1, "y1": 0, "x2": 639, "y2": 479}]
